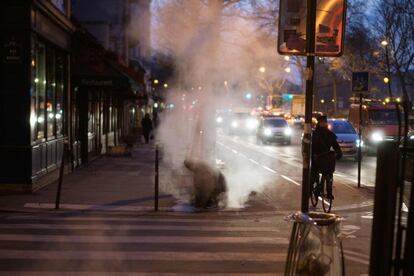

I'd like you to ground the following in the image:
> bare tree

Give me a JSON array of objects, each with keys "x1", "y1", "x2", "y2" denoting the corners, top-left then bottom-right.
[{"x1": 373, "y1": 0, "x2": 414, "y2": 103}]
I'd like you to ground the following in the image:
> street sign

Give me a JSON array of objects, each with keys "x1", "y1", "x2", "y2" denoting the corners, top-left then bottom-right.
[
  {"x1": 352, "y1": 72, "x2": 369, "y2": 93},
  {"x1": 277, "y1": 0, "x2": 347, "y2": 57}
]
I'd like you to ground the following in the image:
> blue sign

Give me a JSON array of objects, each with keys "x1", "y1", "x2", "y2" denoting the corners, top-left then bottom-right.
[{"x1": 352, "y1": 72, "x2": 369, "y2": 92}]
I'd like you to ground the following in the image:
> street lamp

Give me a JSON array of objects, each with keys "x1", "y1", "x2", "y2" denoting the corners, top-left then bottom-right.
[
  {"x1": 381, "y1": 38, "x2": 393, "y2": 97},
  {"x1": 284, "y1": 56, "x2": 290, "y2": 61},
  {"x1": 245, "y1": 93, "x2": 252, "y2": 100},
  {"x1": 164, "y1": 83, "x2": 168, "y2": 88},
  {"x1": 321, "y1": 99, "x2": 325, "y2": 104},
  {"x1": 285, "y1": 67, "x2": 291, "y2": 73},
  {"x1": 259, "y1": 66, "x2": 266, "y2": 73},
  {"x1": 154, "y1": 79, "x2": 159, "y2": 84}
]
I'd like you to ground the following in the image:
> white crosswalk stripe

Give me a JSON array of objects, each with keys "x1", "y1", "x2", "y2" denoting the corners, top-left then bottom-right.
[{"x1": 0, "y1": 212, "x2": 288, "y2": 275}]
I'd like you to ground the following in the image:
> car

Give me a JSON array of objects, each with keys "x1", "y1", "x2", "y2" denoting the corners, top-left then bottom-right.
[
  {"x1": 257, "y1": 116, "x2": 292, "y2": 145},
  {"x1": 328, "y1": 119, "x2": 363, "y2": 161},
  {"x1": 228, "y1": 112, "x2": 258, "y2": 135}
]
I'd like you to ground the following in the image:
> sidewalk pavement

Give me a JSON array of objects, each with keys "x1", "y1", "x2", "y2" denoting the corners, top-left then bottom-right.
[{"x1": 0, "y1": 143, "x2": 185, "y2": 213}]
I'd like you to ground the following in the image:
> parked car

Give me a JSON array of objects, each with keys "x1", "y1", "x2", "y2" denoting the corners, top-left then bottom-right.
[
  {"x1": 328, "y1": 119, "x2": 362, "y2": 161},
  {"x1": 257, "y1": 116, "x2": 292, "y2": 145}
]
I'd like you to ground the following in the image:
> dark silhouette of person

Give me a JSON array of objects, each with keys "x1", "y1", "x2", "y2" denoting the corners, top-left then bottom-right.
[{"x1": 141, "y1": 113, "x2": 153, "y2": 144}]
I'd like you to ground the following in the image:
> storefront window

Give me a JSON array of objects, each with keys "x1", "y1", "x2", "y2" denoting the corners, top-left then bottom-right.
[
  {"x1": 31, "y1": 36, "x2": 67, "y2": 143},
  {"x1": 46, "y1": 48, "x2": 56, "y2": 139},
  {"x1": 55, "y1": 53, "x2": 65, "y2": 136},
  {"x1": 36, "y1": 42, "x2": 46, "y2": 140}
]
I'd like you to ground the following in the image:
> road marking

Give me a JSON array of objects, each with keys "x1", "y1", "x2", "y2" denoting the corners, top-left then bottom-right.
[
  {"x1": 318, "y1": 196, "x2": 331, "y2": 207},
  {"x1": 262, "y1": 166, "x2": 277, "y2": 174},
  {"x1": 248, "y1": 158, "x2": 259, "y2": 165},
  {"x1": 281, "y1": 175, "x2": 301, "y2": 186},
  {"x1": 0, "y1": 250, "x2": 287, "y2": 262},
  {"x1": 0, "y1": 234, "x2": 289, "y2": 244}
]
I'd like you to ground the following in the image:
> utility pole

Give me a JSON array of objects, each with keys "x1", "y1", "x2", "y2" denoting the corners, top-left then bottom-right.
[{"x1": 301, "y1": 0, "x2": 317, "y2": 213}]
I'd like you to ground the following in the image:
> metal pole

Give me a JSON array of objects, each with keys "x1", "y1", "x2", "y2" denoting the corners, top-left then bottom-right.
[
  {"x1": 357, "y1": 93, "x2": 362, "y2": 188},
  {"x1": 301, "y1": 0, "x2": 317, "y2": 213},
  {"x1": 55, "y1": 142, "x2": 68, "y2": 210},
  {"x1": 154, "y1": 146, "x2": 159, "y2": 211}
]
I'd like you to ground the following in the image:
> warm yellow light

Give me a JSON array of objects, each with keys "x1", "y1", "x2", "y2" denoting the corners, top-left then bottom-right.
[
  {"x1": 381, "y1": 40, "x2": 388, "y2": 46},
  {"x1": 259, "y1": 66, "x2": 266, "y2": 73},
  {"x1": 385, "y1": 98, "x2": 390, "y2": 103},
  {"x1": 164, "y1": 83, "x2": 168, "y2": 88},
  {"x1": 321, "y1": 99, "x2": 325, "y2": 103},
  {"x1": 224, "y1": 81, "x2": 228, "y2": 86},
  {"x1": 331, "y1": 99, "x2": 335, "y2": 102},
  {"x1": 284, "y1": 56, "x2": 290, "y2": 61},
  {"x1": 383, "y1": 77, "x2": 390, "y2": 84},
  {"x1": 396, "y1": 97, "x2": 401, "y2": 103},
  {"x1": 154, "y1": 79, "x2": 159, "y2": 84},
  {"x1": 285, "y1": 67, "x2": 291, "y2": 73}
]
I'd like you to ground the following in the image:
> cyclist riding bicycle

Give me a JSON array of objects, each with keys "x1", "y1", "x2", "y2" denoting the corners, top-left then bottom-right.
[{"x1": 311, "y1": 115, "x2": 343, "y2": 199}]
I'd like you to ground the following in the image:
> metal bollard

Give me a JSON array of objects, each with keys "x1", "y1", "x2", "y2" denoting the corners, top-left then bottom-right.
[
  {"x1": 55, "y1": 142, "x2": 68, "y2": 210},
  {"x1": 154, "y1": 145, "x2": 159, "y2": 211}
]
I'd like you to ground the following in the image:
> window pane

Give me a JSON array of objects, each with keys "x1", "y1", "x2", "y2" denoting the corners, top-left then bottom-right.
[
  {"x1": 55, "y1": 53, "x2": 64, "y2": 136},
  {"x1": 46, "y1": 48, "x2": 56, "y2": 138},
  {"x1": 30, "y1": 38, "x2": 37, "y2": 141},
  {"x1": 50, "y1": 0, "x2": 66, "y2": 14},
  {"x1": 36, "y1": 43, "x2": 46, "y2": 140}
]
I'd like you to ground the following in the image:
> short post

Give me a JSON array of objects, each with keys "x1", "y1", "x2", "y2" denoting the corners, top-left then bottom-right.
[
  {"x1": 357, "y1": 93, "x2": 362, "y2": 188},
  {"x1": 154, "y1": 145, "x2": 159, "y2": 211},
  {"x1": 55, "y1": 142, "x2": 68, "y2": 210}
]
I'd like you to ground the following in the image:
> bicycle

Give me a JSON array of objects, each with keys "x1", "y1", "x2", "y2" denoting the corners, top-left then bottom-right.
[
  {"x1": 310, "y1": 151, "x2": 336, "y2": 213},
  {"x1": 310, "y1": 172, "x2": 333, "y2": 213}
]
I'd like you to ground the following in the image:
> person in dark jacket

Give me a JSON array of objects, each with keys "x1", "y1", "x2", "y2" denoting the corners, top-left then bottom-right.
[
  {"x1": 311, "y1": 115, "x2": 343, "y2": 199},
  {"x1": 141, "y1": 113, "x2": 153, "y2": 144}
]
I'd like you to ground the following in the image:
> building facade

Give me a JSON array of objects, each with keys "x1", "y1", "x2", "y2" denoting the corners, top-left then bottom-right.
[{"x1": 0, "y1": 0, "x2": 74, "y2": 192}]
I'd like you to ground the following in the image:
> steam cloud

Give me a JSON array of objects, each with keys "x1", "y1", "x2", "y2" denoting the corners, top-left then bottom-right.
[{"x1": 152, "y1": 0, "x2": 287, "y2": 208}]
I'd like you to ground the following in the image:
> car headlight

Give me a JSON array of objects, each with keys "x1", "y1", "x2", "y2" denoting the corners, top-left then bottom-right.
[
  {"x1": 246, "y1": 119, "x2": 258, "y2": 129},
  {"x1": 231, "y1": 121, "x2": 239, "y2": 128},
  {"x1": 371, "y1": 132, "x2": 384, "y2": 142},
  {"x1": 356, "y1": 139, "x2": 364, "y2": 147},
  {"x1": 216, "y1": 117, "x2": 223, "y2": 124},
  {"x1": 284, "y1": 127, "x2": 292, "y2": 136},
  {"x1": 264, "y1": 128, "x2": 272, "y2": 136}
]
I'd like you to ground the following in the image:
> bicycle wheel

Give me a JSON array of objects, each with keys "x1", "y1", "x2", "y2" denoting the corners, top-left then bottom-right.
[
  {"x1": 310, "y1": 178, "x2": 319, "y2": 207},
  {"x1": 321, "y1": 174, "x2": 333, "y2": 213}
]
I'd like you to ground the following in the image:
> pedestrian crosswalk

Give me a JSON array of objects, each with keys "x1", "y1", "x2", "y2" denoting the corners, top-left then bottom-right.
[{"x1": 0, "y1": 211, "x2": 289, "y2": 275}]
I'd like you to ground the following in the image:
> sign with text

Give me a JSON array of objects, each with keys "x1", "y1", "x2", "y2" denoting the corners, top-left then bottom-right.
[
  {"x1": 352, "y1": 72, "x2": 369, "y2": 93},
  {"x1": 2, "y1": 38, "x2": 22, "y2": 64},
  {"x1": 277, "y1": 0, "x2": 347, "y2": 57}
]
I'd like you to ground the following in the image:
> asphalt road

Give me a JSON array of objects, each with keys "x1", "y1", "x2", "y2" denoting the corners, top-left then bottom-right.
[
  {"x1": 216, "y1": 128, "x2": 377, "y2": 275},
  {"x1": 0, "y1": 130, "x2": 376, "y2": 275}
]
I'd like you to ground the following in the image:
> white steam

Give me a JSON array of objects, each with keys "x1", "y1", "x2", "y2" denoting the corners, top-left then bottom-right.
[{"x1": 153, "y1": 0, "x2": 287, "y2": 208}]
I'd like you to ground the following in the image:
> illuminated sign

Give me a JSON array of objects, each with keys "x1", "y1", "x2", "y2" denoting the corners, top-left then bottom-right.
[{"x1": 278, "y1": 0, "x2": 347, "y2": 57}]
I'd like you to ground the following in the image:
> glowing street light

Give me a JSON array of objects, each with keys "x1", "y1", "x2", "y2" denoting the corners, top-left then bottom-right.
[
  {"x1": 383, "y1": 77, "x2": 390, "y2": 84},
  {"x1": 154, "y1": 102, "x2": 159, "y2": 108},
  {"x1": 284, "y1": 67, "x2": 291, "y2": 73},
  {"x1": 245, "y1": 93, "x2": 252, "y2": 100},
  {"x1": 153, "y1": 79, "x2": 159, "y2": 84},
  {"x1": 259, "y1": 66, "x2": 266, "y2": 73},
  {"x1": 284, "y1": 56, "x2": 290, "y2": 61},
  {"x1": 321, "y1": 99, "x2": 325, "y2": 104},
  {"x1": 224, "y1": 80, "x2": 228, "y2": 86},
  {"x1": 381, "y1": 40, "x2": 389, "y2": 47},
  {"x1": 164, "y1": 83, "x2": 168, "y2": 88}
]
